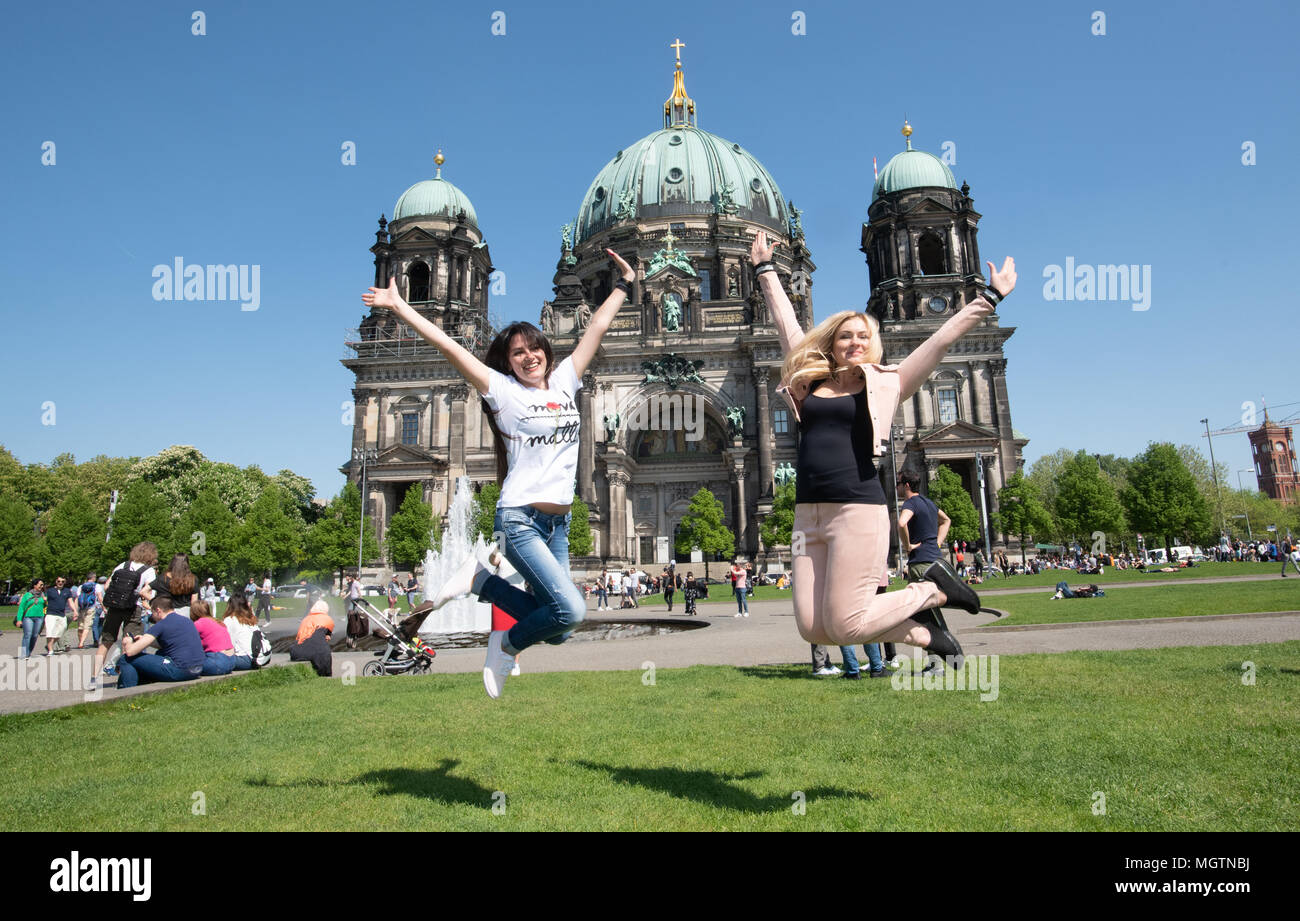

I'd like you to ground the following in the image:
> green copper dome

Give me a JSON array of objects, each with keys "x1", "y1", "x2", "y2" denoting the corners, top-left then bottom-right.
[
  {"x1": 393, "y1": 176, "x2": 479, "y2": 228},
  {"x1": 871, "y1": 148, "x2": 957, "y2": 202},
  {"x1": 575, "y1": 125, "x2": 788, "y2": 243}
]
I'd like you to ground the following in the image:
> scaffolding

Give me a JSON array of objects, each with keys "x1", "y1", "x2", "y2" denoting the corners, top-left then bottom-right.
[{"x1": 343, "y1": 308, "x2": 497, "y2": 362}]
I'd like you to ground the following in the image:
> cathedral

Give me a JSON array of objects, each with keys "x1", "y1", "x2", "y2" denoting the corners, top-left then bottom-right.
[{"x1": 341, "y1": 48, "x2": 1027, "y2": 575}]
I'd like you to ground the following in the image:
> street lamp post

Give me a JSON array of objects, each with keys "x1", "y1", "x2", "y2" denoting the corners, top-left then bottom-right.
[
  {"x1": 1201, "y1": 418, "x2": 1226, "y2": 538},
  {"x1": 1237, "y1": 468, "x2": 1254, "y2": 493},
  {"x1": 354, "y1": 447, "x2": 378, "y2": 579},
  {"x1": 1232, "y1": 513, "x2": 1252, "y2": 541}
]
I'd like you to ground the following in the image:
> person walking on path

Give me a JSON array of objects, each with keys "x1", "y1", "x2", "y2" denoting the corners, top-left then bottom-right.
[
  {"x1": 16, "y1": 579, "x2": 47, "y2": 659},
  {"x1": 662, "y1": 563, "x2": 677, "y2": 612},
  {"x1": 368, "y1": 247, "x2": 636, "y2": 699},
  {"x1": 93, "y1": 542, "x2": 158, "y2": 681},
  {"x1": 595, "y1": 568, "x2": 610, "y2": 611},
  {"x1": 1283, "y1": 540, "x2": 1300, "y2": 577},
  {"x1": 754, "y1": 229, "x2": 1013, "y2": 662},
  {"x1": 257, "y1": 572, "x2": 273, "y2": 625},
  {"x1": 44, "y1": 576, "x2": 77, "y2": 655}
]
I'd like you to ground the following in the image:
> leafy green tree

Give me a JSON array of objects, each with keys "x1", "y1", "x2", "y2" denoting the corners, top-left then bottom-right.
[
  {"x1": 1025, "y1": 447, "x2": 1075, "y2": 513},
  {"x1": 760, "y1": 481, "x2": 796, "y2": 549},
  {"x1": 0, "y1": 494, "x2": 39, "y2": 586},
  {"x1": 675, "y1": 488, "x2": 734, "y2": 580},
  {"x1": 305, "y1": 486, "x2": 372, "y2": 591},
  {"x1": 174, "y1": 486, "x2": 240, "y2": 585},
  {"x1": 1122, "y1": 443, "x2": 1211, "y2": 556},
  {"x1": 569, "y1": 495, "x2": 593, "y2": 557},
  {"x1": 929, "y1": 465, "x2": 980, "y2": 546},
  {"x1": 1176, "y1": 444, "x2": 1229, "y2": 538},
  {"x1": 386, "y1": 484, "x2": 437, "y2": 570},
  {"x1": 1053, "y1": 450, "x2": 1126, "y2": 548},
  {"x1": 234, "y1": 485, "x2": 304, "y2": 582},
  {"x1": 473, "y1": 483, "x2": 501, "y2": 541},
  {"x1": 102, "y1": 480, "x2": 172, "y2": 569},
  {"x1": 39, "y1": 488, "x2": 105, "y2": 579},
  {"x1": 126, "y1": 445, "x2": 207, "y2": 516},
  {"x1": 74, "y1": 455, "x2": 136, "y2": 519},
  {"x1": 994, "y1": 470, "x2": 1055, "y2": 564},
  {"x1": 271, "y1": 469, "x2": 318, "y2": 525},
  {"x1": 0, "y1": 446, "x2": 24, "y2": 500}
]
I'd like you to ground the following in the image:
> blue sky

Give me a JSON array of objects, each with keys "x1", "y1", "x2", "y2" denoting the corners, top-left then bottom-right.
[{"x1": 2, "y1": 0, "x2": 1297, "y2": 499}]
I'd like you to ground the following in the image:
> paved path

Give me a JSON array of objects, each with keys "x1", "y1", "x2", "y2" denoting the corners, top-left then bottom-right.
[{"x1": 3, "y1": 578, "x2": 1298, "y2": 714}]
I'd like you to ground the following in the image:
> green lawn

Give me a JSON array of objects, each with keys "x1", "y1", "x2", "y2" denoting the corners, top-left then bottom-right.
[
  {"x1": 985, "y1": 579, "x2": 1300, "y2": 626},
  {"x1": 1, "y1": 641, "x2": 1296, "y2": 831},
  {"x1": 969, "y1": 560, "x2": 1285, "y2": 590}
]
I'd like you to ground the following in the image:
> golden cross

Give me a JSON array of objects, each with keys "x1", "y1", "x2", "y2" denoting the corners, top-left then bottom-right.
[
  {"x1": 671, "y1": 38, "x2": 685, "y2": 63},
  {"x1": 662, "y1": 229, "x2": 677, "y2": 251}
]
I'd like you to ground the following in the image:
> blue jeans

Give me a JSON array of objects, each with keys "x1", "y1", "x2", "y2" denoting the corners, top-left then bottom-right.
[
  {"x1": 118, "y1": 653, "x2": 203, "y2": 688},
  {"x1": 20, "y1": 617, "x2": 44, "y2": 658},
  {"x1": 864, "y1": 643, "x2": 883, "y2": 672},
  {"x1": 1055, "y1": 580, "x2": 1074, "y2": 598},
  {"x1": 92, "y1": 610, "x2": 103, "y2": 646},
  {"x1": 201, "y1": 651, "x2": 236, "y2": 676},
  {"x1": 841, "y1": 645, "x2": 860, "y2": 676},
  {"x1": 479, "y1": 506, "x2": 586, "y2": 654},
  {"x1": 734, "y1": 587, "x2": 748, "y2": 614},
  {"x1": 229, "y1": 655, "x2": 255, "y2": 671}
]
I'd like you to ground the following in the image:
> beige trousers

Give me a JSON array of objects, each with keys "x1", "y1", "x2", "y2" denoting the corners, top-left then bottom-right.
[{"x1": 792, "y1": 502, "x2": 944, "y2": 646}]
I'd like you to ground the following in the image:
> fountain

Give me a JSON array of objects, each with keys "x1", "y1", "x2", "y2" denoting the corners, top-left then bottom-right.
[{"x1": 418, "y1": 476, "x2": 494, "y2": 641}]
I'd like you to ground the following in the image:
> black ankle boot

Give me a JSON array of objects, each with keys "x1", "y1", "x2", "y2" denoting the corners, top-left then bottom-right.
[
  {"x1": 910, "y1": 608, "x2": 964, "y2": 665},
  {"x1": 923, "y1": 560, "x2": 981, "y2": 615}
]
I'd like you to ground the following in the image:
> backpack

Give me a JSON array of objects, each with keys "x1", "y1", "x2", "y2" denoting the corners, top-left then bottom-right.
[
  {"x1": 78, "y1": 582, "x2": 97, "y2": 609},
  {"x1": 103, "y1": 563, "x2": 146, "y2": 610},
  {"x1": 248, "y1": 627, "x2": 272, "y2": 668}
]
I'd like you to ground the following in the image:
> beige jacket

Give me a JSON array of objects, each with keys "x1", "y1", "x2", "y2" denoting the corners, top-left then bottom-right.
[{"x1": 761, "y1": 274, "x2": 994, "y2": 458}]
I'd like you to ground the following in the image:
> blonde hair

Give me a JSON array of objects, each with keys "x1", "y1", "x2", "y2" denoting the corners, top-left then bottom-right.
[{"x1": 781, "y1": 310, "x2": 882, "y2": 393}]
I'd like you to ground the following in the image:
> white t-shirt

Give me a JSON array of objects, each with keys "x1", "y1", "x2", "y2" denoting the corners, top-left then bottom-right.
[
  {"x1": 223, "y1": 616, "x2": 258, "y2": 658},
  {"x1": 110, "y1": 561, "x2": 156, "y2": 608},
  {"x1": 262, "y1": 578, "x2": 272, "y2": 594},
  {"x1": 483, "y1": 355, "x2": 583, "y2": 508}
]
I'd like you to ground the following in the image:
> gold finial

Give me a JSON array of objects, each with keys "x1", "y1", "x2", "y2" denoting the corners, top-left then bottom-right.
[
  {"x1": 664, "y1": 40, "x2": 696, "y2": 128},
  {"x1": 662, "y1": 229, "x2": 677, "y2": 251},
  {"x1": 434, "y1": 148, "x2": 444, "y2": 179},
  {"x1": 902, "y1": 120, "x2": 913, "y2": 151}
]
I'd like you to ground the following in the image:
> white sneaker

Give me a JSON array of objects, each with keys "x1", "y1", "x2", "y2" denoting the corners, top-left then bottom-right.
[
  {"x1": 510, "y1": 658, "x2": 521, "y2": 677},
  {"x1": 482, "y1": 630, "x2": 514, "y2": 699},
  {"x1": 432, "y1": 544, "x2": 494, "y2": 610},
  {"x1": 813, "y1": 665, "x2": 840, "y2": 677},
  {"x1": 887, "y1": 656, "x2": 902, "y2": 670}
]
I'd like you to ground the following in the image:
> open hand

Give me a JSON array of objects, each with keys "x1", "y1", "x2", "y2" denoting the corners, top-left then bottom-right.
[
  {"x1": 750, "y1": 230, "x2": 776, "y2": 265},
  {"x1": 363, "y1": 277, "x2": 400, "y2": 312},
  {"x1": 987, "y1": 257, "x2": 1016, "y2": 298},
  {"x1": 606, "y1": 249, "x2": 635, "y2": 283}
]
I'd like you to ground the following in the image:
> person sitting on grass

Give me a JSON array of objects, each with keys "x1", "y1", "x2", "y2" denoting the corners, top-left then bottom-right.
[
  {"x1": 221, "y1": 594, "x2": 260, "y2": 670},
  {"x1": 190, "y1": 599, "x2": 243, "y2": 675},
  {"x1": 289, "y1": 599, "x2": 336, "y2": 677},
  {"x1": 116, "y1": 594, "x2": 205, "y2": 689}
]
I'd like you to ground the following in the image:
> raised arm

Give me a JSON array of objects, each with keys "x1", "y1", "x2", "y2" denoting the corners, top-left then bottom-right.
[
  {"x1": 897, "y1": 257, "x2": 1017, "y2": 399},
  {"x1": 570, "y1": 249, "x2": 635, "y2": 378},
  {"x1": 750, "y1": 231, "x2": 804, "y2": 353},
  {"x1": 363, "y1": 278, "x2": 493, "y2": 396}
]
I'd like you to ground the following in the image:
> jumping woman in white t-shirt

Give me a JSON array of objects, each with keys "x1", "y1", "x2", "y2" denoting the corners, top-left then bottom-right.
[{"x1": 363, "y1": 249, "x2": 635, "y2": 698}]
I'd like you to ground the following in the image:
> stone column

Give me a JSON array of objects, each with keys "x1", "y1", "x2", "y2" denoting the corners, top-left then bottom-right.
[
  {"x1": 448, "y1": 382, "x2": 468, "y2": 483},
  {"x1": 578, "y1": 372, "x2": 596, "y2": 505},
  {"x1": 754, "y1": 367, "x2": 774, "y2": 498},
  {"x1": 727, "y1": 448, "x2": 749, "y2": 556},
  {"x1": 606, "y1": 464, "x2": 631, "y2": 563}
]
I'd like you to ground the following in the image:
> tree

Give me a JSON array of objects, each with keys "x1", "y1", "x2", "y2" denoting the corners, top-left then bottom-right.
[
  {"x1": 234, "y1": 485, "x2": 304, "y2": 582},
  {"x1": 929, "y1": 466, "x2": 980, "y2": 547},
  {"x1": 994, "y1": 470, "x2": 1054, "y2": 564},
  {"x1": 271, "y1": 469, "x2": 318, "y2": 525},
  {"x1": 39, "y1": 488, "x2": 105, "y2": 579},
  {"x1": 173, "y1": 486, "x2": 240, "y2": 586},
  {"x1": 472, "y1": 483, "x2": 501, "y2": 541},
  {"x1": 1122, "y1": 443, "x2": 1211, "y2": 556},
  {"x1": 102, "y1": 480, "x2": 172, "y2": 569},
  {"x1": 569, "y1": 495, "x2": 593, "y2": 557},
  {"x1": 126, "y1": 445, "x2": 207, "y2": 515},
  {"x1": 674, "y1": 488, "x2": 734, "y2": 579},
  {"x1": 760, "y1": 481, "x2": 796, "y2": 549},
  {"x1": 0, "y1": 495, "x2": 39, "y2": 587},
  {"x1": 1177, "y1": 444, "x2": 1229, "y2": 538},
  {"x1": 1025, "y1": 447, "x2": 1075, "y2": 512},
  {"x1": 386, "y1": 484, "x2": 437, "y2": 571},
  {"x1": 305, "y1": 486, "x2": 369, "y2": 591},
  {"x1": 1054, "y1": 451, "x2": 1126, "y2": 549}
]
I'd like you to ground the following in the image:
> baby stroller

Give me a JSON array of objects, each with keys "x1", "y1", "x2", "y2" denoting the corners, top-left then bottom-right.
[{"x1": 354, "y1": 597, "x2": 437, "y2": 677}]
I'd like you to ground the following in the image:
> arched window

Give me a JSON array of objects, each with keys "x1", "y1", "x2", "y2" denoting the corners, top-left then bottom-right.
[
  {"x1": 407, "y1": 261, "x2": 431, "y2": 302},
  {"x1": 919, "y1": 232, "x2": 946, "y2": 275}
]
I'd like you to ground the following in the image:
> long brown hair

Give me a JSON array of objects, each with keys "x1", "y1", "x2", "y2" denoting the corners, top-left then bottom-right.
[
  {"x1": 163, "y1": 553, "x2": 195, "y2": 598},
  {"x1": 481, "y1": 321, "x2": 555, "y2": 484},
  {"x1": 224, "y1": 593, "x2": 257, "y2": 626}
]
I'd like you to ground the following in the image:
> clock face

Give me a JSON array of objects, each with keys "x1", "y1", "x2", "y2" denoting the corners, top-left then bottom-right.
[{"x1": 927, "y1": 296, "x2": 948, "y2": 314}]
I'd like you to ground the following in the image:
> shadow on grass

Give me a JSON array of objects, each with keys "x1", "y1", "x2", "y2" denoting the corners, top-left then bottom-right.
[
  {"x1": 567, "y1": 759, "x2": 871, "y2": 813},
  {"x1": 246, "y1": 758, "x2": 495, "y2": 807},
  {"x1": 735, "y1": 664, "x2": 814, "y2": 680}
]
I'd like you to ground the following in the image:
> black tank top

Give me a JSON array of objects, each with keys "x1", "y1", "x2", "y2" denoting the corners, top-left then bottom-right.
[{"x1": 796, "y1": 381, "x2": 887, "y2": 505}]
